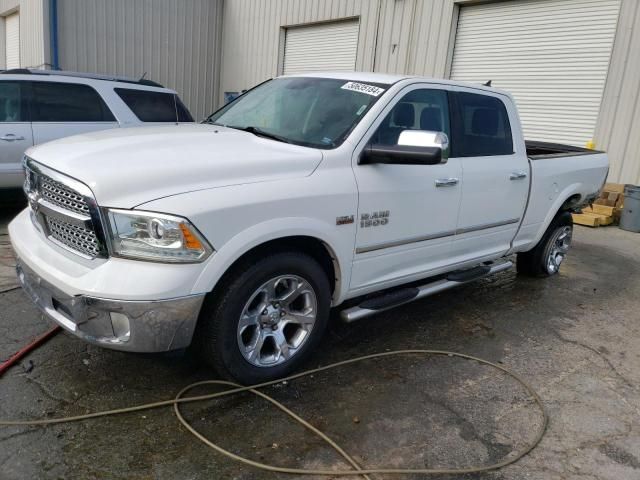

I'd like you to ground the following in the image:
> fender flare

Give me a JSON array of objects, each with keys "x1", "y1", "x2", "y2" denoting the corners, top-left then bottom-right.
[
  {"x1": 528, "y1": 182, "x2": 582, "y2": 248},
  {"x1": 191, "y1": 217, "x2": 351, "y2": 304}
]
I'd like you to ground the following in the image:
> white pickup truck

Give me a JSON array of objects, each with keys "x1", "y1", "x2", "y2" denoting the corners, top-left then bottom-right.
[{"x1": 10, "y1": 73, "x2": 608, "y2": 384}]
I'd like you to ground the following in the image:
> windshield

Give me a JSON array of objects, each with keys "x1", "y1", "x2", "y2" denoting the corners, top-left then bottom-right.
[{"x1": 206, "y1": 77, "x2": 388, "y2": 149}]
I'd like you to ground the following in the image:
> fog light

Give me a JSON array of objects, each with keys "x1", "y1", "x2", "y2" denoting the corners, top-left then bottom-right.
[{"x1": 110, "y1": 312, "x2": 131, "y2": 340}]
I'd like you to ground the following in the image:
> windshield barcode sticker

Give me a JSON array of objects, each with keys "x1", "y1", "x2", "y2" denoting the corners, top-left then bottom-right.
[{"x1": 341, "y1": 82, "x2": 385, "y2": 97}]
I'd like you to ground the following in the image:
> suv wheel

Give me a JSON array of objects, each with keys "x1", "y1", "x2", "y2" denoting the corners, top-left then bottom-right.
[
  {"x1": 197, "y1": 252, "x2": 331, "y2": 384},
  {"x1": 517, "y1": 211, "x2": 573, "y2": 277}
]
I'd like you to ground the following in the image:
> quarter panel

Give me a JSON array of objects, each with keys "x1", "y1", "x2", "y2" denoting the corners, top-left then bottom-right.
[
  {"x1": 513, "y1": 152, "x2": 609, "y2": 251},
  {"x1": 0, "y1": 123, "x2": 33, "y2": 188}
]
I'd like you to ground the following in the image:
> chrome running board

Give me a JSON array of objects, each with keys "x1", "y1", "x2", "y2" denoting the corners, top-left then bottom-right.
[{"x1": 340, "y1": 260, "x2": 513, "y2": 323}]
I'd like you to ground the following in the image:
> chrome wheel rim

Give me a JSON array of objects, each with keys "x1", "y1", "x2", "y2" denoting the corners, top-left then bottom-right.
[
  {"x1": 237, "y1": 275, "x2": 318, "y2": 368},
  {"x1": 545, "y1": 225, "x2": 573, "y2": 274}
]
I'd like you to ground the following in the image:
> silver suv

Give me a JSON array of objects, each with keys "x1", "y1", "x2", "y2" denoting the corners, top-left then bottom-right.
[{"x1": 0, "y1": 69, "x2": 193, "y2": 189}]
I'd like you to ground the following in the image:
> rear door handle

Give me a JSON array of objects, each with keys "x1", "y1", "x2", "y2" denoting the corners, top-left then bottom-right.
[
  {"x1": 0, "y1": 134, "x2": 25, "y2": 142},
  {"x1": 510, "y1": 171, "x2": 528, "y2": 180},
  {"x1": 435, "y1": 178, "x2": 459, "y2": 187}
]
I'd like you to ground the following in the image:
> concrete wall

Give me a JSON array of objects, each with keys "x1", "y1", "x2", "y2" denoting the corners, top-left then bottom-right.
[
  {"x1": 56, "y1": 0, "x2": 224, "y2": 120},
  {"x1": 0, "y1": 0, "x2": 49, "y2": 70}
]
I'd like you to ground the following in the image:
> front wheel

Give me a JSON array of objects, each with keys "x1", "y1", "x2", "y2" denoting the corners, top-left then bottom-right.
[
  {"x1": 517, "y1": 211, "x2": 573, "y2": 277},
  {"x1": 196, "y1": 252, "x2": 331, "y2": 384}
]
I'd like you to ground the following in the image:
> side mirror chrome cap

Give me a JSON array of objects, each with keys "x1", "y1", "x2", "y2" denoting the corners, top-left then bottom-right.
[{"x1": 398, "y1": 130, "x2": 449, "y2": 163}]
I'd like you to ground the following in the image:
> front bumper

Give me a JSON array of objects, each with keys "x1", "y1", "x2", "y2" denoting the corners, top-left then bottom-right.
[{"x1": 16, "y1": 258, "x2": 205, "y2": 352}]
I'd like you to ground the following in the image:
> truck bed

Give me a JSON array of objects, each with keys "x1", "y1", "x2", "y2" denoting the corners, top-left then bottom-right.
[{"x1": 526, "y1": 140, "x2": 603, "y2": 160}]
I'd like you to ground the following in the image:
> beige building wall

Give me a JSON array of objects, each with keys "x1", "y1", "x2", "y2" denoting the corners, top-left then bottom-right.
[
  {"x1": 5, "y1": 0, "x2": 639, "y2": 183},
  {"x1": 221, "y1": 0, "x2": 640, "y2": 184},
  {"x1": 57, "y1": 0, "x2": 224, "y2": 121},
  {"x1": 0, "y1": 0, "x2": 49, "y2": 70},
  {"x1": 594, "y1": 0, "x2": 640, "y2": 184},
  {"x1": 220, "y1": 0, "x2": 456, "y2": 96}
]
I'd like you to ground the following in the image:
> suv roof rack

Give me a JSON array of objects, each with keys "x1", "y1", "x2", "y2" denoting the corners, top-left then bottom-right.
[{"x1": 0, "y1": 68, "x2": 165, "y2": 88}]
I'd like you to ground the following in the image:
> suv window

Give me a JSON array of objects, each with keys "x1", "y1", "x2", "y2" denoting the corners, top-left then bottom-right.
[
  {"x1": 0, "y1": 81, "x2": 28, "y2": 122},
  {"x1": 115, "y1": 88, "x2": 193, "y2": 122},
  {"x1": 370, "y1": 89, "x2": 450, "y2": 146},
  {"x1": 452, "y1": 92, "x2": 513, "y2": 157},
  {"x1": 31, "y1": 82, "x2": 116, "y2": 122}
]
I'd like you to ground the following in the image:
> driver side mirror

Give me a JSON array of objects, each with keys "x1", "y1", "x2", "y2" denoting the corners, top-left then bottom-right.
[{"x1": 360, "y1": 130, "x2": 449, "y2": 166}]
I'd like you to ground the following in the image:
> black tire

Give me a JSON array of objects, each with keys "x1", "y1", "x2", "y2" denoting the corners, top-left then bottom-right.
[
  {"x1": 196, "y1": 251, "x2": 331, "y2": 385},
  {"x1": 517, "y1": 211, "x2": 573, "y2": 277}
]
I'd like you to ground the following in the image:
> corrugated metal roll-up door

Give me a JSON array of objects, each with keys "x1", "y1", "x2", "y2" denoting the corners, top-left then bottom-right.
[
  {"x1": 450, "y1": 0, "x2": 621, "y2": 147},
  {"x1": 5, "y1": 12, "x2": 20, "y2": 69},
  {"x1": 283, "y1": 20, "x2": 359, "y2": 75}
]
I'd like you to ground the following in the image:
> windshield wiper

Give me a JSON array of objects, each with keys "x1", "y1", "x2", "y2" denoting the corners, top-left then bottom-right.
[{"x1": 229, "y1": 125, "x2": 291, "y2": 144}]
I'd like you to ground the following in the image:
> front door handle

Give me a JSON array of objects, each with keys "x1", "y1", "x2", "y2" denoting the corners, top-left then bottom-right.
[
  {"x1": 0, "y1": 134, "x2": 25, "y2": 142},
  {"x1": 435, "y1": 178, "x2": 459, "y2": 187},
  {"x1": 510, "y1": 171, "x2": 528, "y2": 180}
]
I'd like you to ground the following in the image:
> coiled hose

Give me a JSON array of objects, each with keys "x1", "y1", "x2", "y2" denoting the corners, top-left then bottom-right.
[{"x1": 0, "y1": 350, "x2": 547, "y2": 478}]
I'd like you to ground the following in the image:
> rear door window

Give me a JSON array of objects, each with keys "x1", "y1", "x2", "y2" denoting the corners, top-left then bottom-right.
[
  {"x1": 0, "y1": 81, "x2": 29, "y2": 122},
  {"x1": 451, "y1": 92, "x2": 513, "y2": 157},
  {"x1": 31, "y1": 82, "x2": 116, "y2": 122},
  {"x1": 114, "y1": 88, "x2": 194, "y2": 122}
]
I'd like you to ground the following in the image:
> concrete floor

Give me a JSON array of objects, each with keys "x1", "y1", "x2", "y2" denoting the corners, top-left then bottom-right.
[{"x1": 1, "y1": 201, "x2": 639, "y2": 480}]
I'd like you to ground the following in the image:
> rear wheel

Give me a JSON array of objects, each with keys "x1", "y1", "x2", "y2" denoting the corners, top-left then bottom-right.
[
  {"x1": 196, "y1": 252, "x2": 331, "y2": 384},
  {"x1": 517, "y1": 211, "x2": 573, "y2": 277}
]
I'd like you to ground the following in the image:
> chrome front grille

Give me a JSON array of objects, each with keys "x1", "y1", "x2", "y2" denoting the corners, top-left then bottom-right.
[
  {"x1": 45, "y1": 216, "x2": 101, "y2": 258},
  {"x1": 40, "y1": 175, "x2": 91, "y2": 216},
  {"x1": 24, "y1": 157, "x2": 107, "y2": 259}
]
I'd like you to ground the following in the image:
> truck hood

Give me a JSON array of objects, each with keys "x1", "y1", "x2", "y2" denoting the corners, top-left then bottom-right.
[{"x1": 27, "y1": 124, "x2": 323, "y2": 208}]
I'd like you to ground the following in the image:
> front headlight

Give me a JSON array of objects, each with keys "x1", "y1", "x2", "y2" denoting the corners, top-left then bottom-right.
[{"x1": 105, "y1": 209, "x2": 213, "y2": 263}]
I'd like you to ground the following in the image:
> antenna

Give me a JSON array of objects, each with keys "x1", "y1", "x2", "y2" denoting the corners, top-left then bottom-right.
[
  {"x1": 139, "y1": 72, "x2": 147, "y2": 82},
  {"x1": 483, "y1": 80, "x2": 492, "y2": 87}
]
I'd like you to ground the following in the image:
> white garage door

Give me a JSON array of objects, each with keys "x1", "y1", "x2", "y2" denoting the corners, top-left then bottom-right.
[
  {"x1": 5, "y1": 12, "x2": 20, "y2": 69},
  {"x1": 450, "y1": 0, "x2": 620, "y2": 146},
  {"x1": 283, "y1": 20, "x2": 359, "y2": 75}
]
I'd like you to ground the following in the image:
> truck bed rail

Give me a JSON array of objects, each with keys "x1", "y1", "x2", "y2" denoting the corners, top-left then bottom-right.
[{"x1": 526, "y1": 140, "x2": 603, "y2": 160}]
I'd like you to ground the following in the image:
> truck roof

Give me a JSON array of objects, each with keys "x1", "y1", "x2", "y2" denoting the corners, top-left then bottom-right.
[
  {"x1": 287, "y1": 71, "x2": 411, "y2": 85},
  {"x1": 284, "y1": 71, "x2": 512, "y2": 97}
]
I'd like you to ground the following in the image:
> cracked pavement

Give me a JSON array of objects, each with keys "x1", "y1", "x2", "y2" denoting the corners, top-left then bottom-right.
[{"x1": 1, "y1": 199, "x2": 639, "y2": 479}]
